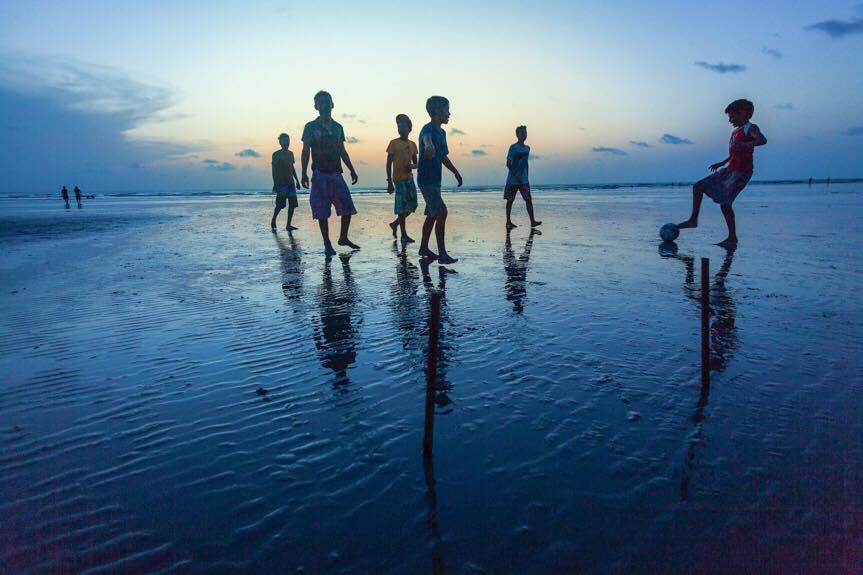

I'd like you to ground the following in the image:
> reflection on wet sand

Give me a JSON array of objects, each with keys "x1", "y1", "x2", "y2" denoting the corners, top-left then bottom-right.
[
  {"x1": 389, "y1": 242, "x2": 423, "y2": 355},
  {"x1": 312, "y1": 253, "x2": 359, "y2": 386},
  {"x1": 503, "y1": 228, "x2": 540, "y2": 314},
  {"x1": 419, "y1": 257, "x2": 456, "y2": 412},
  {"x1": 660, "y1": 244, "x2": 738, "y2": 499},
  {"x1": 275, "y1": 233, "x2": 304, "y2": 301}
]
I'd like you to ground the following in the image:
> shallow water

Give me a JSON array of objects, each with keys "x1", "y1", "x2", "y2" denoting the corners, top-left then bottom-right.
[{"x1": 1, "y1": 185, "x2": 861, "y2": 574}]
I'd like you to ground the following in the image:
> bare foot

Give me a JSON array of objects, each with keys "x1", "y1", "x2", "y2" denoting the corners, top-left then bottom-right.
[
  {"x1": 506, "y1": 222, "x2": 517, "y2": 230},
  {"x1": 389, "y1": 221, "x2": 398, "y2": 238},
  {"x1": 677, "y1": 218, "x2": 698, "y2": 229},
  {"x1": 324, "y1": 243, "x2": 337, "y2": 257},
  {"x1": 715, "y1": 238, "x2": 738, "y2": 248},
  {"x1": 271, "y1": 221, "x2": 277, "y2": 232},
  {"x1": 531, "y1": 220, "x2": 542, "y2": 227},
  {"x1": 437, "y1": 254, "x2": 458, "y2": 265},
  {"x1": 338, "y1": 238, "x2": 360, "y2": 250},
  {"x1": 286, "y1": 225, "x2": 298, "y2": 231},
  {"x1": 401, "y1": 235, "x2": 415, "y2": 244},
  {"x1": 419, "y1": 247, "x2": 438, "y2": 260}
]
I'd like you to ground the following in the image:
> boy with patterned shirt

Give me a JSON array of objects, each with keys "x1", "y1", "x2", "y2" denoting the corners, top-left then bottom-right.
[
  {"x1": 271, "y1": 133, "x2": 301, "y2": 231},
  {"x1": 417, "y1": 95, "x2": 462, "y2": 265},
  {"x1": 504, "y1": 125, "x2": 541, "y2": 229},
  {"x1": 300, "y1": 90, "x2": 360, "y2": 256},
  {"x1": 678, "y1": 98, "x2": 767, "y2": 247},
  {"x1": 386, "y1": 114, "x2": 419, "y2": 244}
]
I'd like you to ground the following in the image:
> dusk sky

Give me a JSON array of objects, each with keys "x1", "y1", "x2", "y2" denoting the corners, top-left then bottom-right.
[{"x1": 1, "y1": 0, "x2": 861, "y2": 192}]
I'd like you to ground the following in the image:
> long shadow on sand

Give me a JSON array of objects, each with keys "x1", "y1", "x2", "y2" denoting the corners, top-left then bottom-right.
[
  {"x1": 503, "y1": 228, "x2": 540, "y2": 315},
  {"x1": 312, "y1": 253, "x2": 360, "y2": 387},
  {"x1": 660, "y1": 243, "x2": 738, "y2": 500}
]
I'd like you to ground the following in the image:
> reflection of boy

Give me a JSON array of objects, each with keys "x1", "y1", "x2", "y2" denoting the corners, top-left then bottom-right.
[
  {"x1": 677, "y1": 99, "x2": 767, "y2": 247},
  {"x1": 386, "y1": 114, "x2": 419, "y2": 244},
  {"x1": 417, "y1": 95, "x2": 462, "y2": 265},
  {"x1": 271, "y1": 133, "x2": 300, "y2": 231},
  {"x1": 504, "y1": 125, "x2": 540, "y2": 229},
  {"x1": 300, "y1": 90, "x2": 360, "y2": 256}
]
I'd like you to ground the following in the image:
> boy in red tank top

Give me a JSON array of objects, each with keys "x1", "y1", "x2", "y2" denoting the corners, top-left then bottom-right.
[{"x1": 678, "y1": 99, "x2": 767, "y2": 247}]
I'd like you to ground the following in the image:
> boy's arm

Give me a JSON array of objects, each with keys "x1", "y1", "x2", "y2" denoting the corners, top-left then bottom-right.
[
  {"x1": 422, "y1": 133, "x2": 435, "y2": 159},
  {"x1": 272, "y1": 157, "x2": 278, "y2": 192},
  {"x1": 339, "y1": 142, "x2": 359, "y2": 184},
  {"x1": 386, "y1": 154, "x2": 394, "y2": 193},
  {"x1": 750, "y1": 124, "x2": 767, "y2": 146},
  {"x1": 411, "y1": 152, "x2": 418, "y2": 170},
  {"x1": 291, "y1": 164, "x2": 300, "y2": 187},
  {"x1": 441, "y1": 156, "x2": 463, "y2": 187},
  {"x1": 301, "y1": 143, "x2": 311, "y2": 188}
]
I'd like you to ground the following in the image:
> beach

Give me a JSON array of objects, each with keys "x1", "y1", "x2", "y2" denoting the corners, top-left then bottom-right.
[{"x1": 1, "y1": 184, "x2": 861, "y2": 573}]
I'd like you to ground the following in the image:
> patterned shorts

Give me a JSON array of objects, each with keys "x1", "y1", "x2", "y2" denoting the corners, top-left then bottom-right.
[
  {"x1": 393, "y1": 179, "x2": 418, "y2": 214},
  {"x1": 419, "y1": 185, "x2": 447, "y2": 217},
  {"x1": 275, "y1": 184, "x2": 298, "y2": 209},
  {"x1": 309, "y1": 171, "x2": 357, "y2": 220},
  {"x1": 504, "y1": 183, "x2": 531, "y2": 201},
  {"x1": 698, "y1": 168, "x2": 751, "y2": 206}
]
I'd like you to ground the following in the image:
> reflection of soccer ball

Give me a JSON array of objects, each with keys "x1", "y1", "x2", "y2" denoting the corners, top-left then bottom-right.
[{"x1": 659, "y1": 223, "x2": 680, "y2": 242}]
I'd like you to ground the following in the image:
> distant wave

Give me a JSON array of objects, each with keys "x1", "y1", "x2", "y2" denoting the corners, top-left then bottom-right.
[{"x1": 2, "y1": 179, "x2": 859, "y2": 199}]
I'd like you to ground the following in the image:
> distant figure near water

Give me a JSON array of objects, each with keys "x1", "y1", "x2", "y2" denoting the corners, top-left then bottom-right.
[
  {"x1": 74, "y1": 186, "x2": 82, "y2": 208},
  {"x1": 271, "y1": 133, "x2": 301, "y2": 232},
  {"x1": 504, "y1": 126, "x2": 541, "y2": 230},
  {"x1": 417, "y1": 95, "x2": 462, "y2": 265},
  {"x1": 60, "y1": 186, "x2": 69, "y2": 209},
  {"x1": 386, "y1": 114, "x2": 419, "y2": 244},
  {"x1": 677, "y1": 99, "x2": 767, "y2": 247},
  {"x1": 301, "y1": 91, "x2": 360, "y2": 256}
]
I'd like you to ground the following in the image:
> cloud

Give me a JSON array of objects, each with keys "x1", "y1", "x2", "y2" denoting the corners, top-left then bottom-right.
[
  {"x1": 235, "y1": 148, "x2": 261, "y2": 158},
  {"x1": 773, "y1": 103, "x2": 796, "y2": 111},
  {"x1": 592, "y1": 146, "x2": 628, "y2": 156},
  {"x1": 202, "y1": 159, "x2": 235, "y2": 171},
  {"x1": 806, "y1": 17, "x2": 863, "y2": 37},
  {"x1": 844, "y1": 126, "x2": 863, "y2": 136},
  {"x1": 762, "y1": 46, "x2": 783, "y2": 59},
  {"x1": 449, "y1": 128, "x2": 466, "y2": 136},
  {"x1": 629, "y1": 140, "x2": 650, "y2": 148},
  {"x1": 660, "y1": 133, "x2": 693, "y2": 145},
  {"x1": 694, "y1": 61, "x2": 747, "y2": 74},
  {"x1": 345, "y1": 136, "x2": 359, "y2": 144},
  {"x1": 341, "y1": 113, "x2": 356, "y2": 119},
  {"x1": 480, "y1": 144, "x2": 494, "y2": 148},
  {"x1": 470, "y1": 149, "x2": 487, "y2": 157},
  {"x1": 340, "y1": 113, "x2": 365, "y2": 124}
]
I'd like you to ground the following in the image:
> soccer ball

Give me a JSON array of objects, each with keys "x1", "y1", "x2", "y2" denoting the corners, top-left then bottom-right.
[{"x1": 659, "y1": 223, "x2": 680, "y2": 242}]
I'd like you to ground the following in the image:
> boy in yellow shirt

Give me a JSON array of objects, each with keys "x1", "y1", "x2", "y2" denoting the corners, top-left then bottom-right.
[{"x1": 385, "y1": 114, "x2": 419, "y2": 243}]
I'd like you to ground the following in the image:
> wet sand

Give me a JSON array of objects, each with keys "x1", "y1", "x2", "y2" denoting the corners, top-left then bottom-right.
[{"x1": 1, "y1": 184, "x2": 861, "y2": 573}]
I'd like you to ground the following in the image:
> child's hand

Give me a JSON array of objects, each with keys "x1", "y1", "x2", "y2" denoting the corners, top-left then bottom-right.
[
  {"x1": 708, "y1": 162, "x2": 724, "y2": 172},
  {"x1": 455, "y1": 172, "x2": 463, "y2": 187},
  {"x1": 387, "y1": 181, "x2": 394, "y2": 194},
  {"x1": 301, "y1": 174, "x2": 309, "y2": 188},
  {"x1": 424, "y1": 143, "x2": 436, "y2": 159},
  {"x1": 350, "y1": 170, "x2": 358, "y2": 185}
]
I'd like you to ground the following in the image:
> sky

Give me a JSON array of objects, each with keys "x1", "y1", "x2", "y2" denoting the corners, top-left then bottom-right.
[{"x1": 0, "y1": 0, "x2": 861, "y2": 192}]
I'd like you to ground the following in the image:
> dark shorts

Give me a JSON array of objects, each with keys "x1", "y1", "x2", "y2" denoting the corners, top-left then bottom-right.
[
  {"x1": 697, "y1": 168, "x2": 751, "y2": 206},
  {"x1": 419, "y1": 185, "x2": 447, "y2": 217},
  {"x1": 275, "y1": 184, "x2": 298, "y2": 209},
  {"x1": 504, "y1": 183, "x2": 531, "y2": 201},
  {"x1": 309, "y1": 171, "x2": 357, "y2": 220}
]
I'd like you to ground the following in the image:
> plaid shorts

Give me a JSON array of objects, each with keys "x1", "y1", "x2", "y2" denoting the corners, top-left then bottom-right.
[
  {"x1": 393, "y1": 179, "x2": 418, "y2": 214},
  {"x1": 309, "y1": 171, "x2": 357, "y2": 220},
  {"x1": 698, "y1": 168, "x2": 751, "y2": 206}
]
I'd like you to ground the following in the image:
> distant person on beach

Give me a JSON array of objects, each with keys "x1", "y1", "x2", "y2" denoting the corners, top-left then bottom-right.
[
  {"x1": 677, "y1": 99, "x2": 767, "y2": 247},
  {"x1": 60, "y1": 186, "x2": 69, "y2": 208},
  {"x1": 271, "y1": 133, "x2": 301, "y2": 232},
  {"x1": 417, "y1": 96, "x2": 462, "y2": 264},
  {"x1": 74, "y1": 186, "x2": 82, "y2": 208},
  {"x1": 386, "y1": 114, "x2": 419, "y2": 244},
  {"x1": 504, "y1": 125, "x2": 541, "y2": 229},
  {"x1": 300, "y1": 91, "x2": 360, "y2": 256}
]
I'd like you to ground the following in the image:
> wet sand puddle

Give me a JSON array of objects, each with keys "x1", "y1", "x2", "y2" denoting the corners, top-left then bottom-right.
[{"x1": 0, "y1": 186, "x2": 861, "y2": 573}]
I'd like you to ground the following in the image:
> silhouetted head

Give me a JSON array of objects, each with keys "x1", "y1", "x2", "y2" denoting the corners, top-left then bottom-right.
[
  {"x1": 314, "y1": 91, "x2": 334, "y2": 116},
  {"x1": 725, "y1": 99, "x2": 754, "y2": 127},
  {"x1": 425, "y1": 96, "x2": 450, "y2": 124},
  {"x1": 278, "y1": 133, "x2": 290, "y2": 150},
  {"x1": 516, "y1": 125, "x2": 527, "y2": 143},
  {"x1": 395, "y1": 114, "x2": 412, "y2": 138}
]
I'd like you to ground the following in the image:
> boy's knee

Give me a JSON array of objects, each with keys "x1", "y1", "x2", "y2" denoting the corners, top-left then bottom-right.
[{"x1": 693, "y1": 183, "x2": 705, "y2": 194}]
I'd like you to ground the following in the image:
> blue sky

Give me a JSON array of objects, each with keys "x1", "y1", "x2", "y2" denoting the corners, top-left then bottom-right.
[{"x1": 1, "y1": 0, "x2": 861, "y2": 192}]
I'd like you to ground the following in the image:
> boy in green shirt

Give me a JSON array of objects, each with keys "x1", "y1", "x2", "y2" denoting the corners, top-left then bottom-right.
[{"x1": 271, "y1": 133, "x2": 301, "y2": 231}]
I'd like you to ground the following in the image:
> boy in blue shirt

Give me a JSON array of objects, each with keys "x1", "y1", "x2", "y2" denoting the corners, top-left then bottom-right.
[
  {"x1": 504, "y1": 125, "x2": 541, "y2": 229},
  {"x1": 417, "y1": 95, "x2": 462, "y2": 265}
]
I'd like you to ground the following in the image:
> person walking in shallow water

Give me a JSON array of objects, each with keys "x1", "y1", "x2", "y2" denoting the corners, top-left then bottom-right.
[
  {"x1": 386, "y1": 114, "x2": 419, "y2": 244},
  {"x1": 60, "y1": 186, "x2": 70, "y2": 209},
  {"x1": 271, "y1": 133, "x2": 300, "y2": 232},
  {"x1": 74, "y1": 186, "x2": 82, "y2": 208},
  {"x1": 504, "y1": 126, "x2": 541, "y2": 230},
  {"x1": 300, "y1": 91, "x2": 360, "y2": 257}
]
